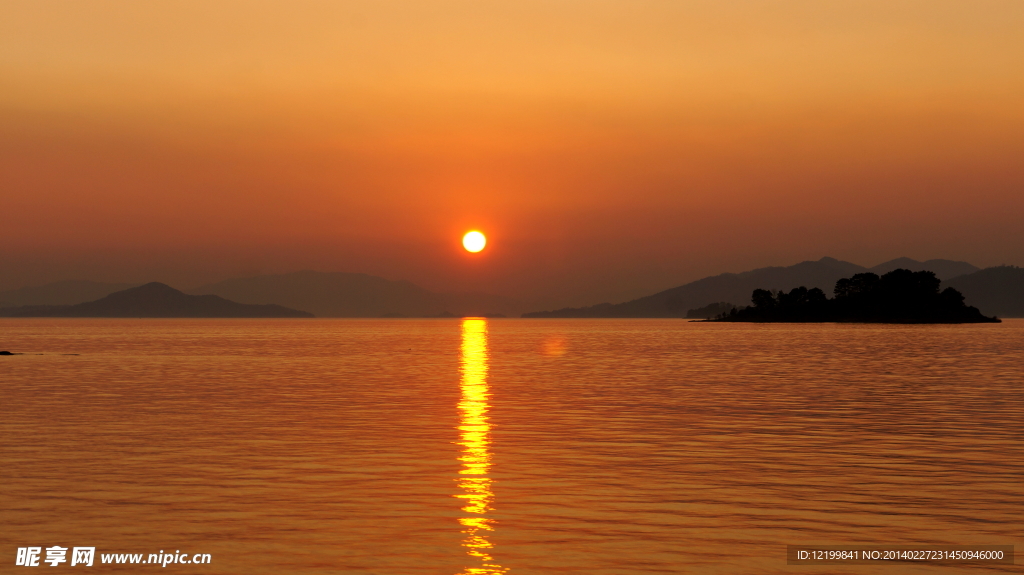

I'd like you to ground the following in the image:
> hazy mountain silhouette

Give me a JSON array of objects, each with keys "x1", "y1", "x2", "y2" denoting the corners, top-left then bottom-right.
[
  {"x1": 714, "y1": 269, "x2": 997, "y2": 323},
  {"x1": 0, "y1": 283, "x2": 313, "y2": 318},
  {"x1": 523, "y1": 256, "x2": 981, "y2": 318},
  {"x1": 945, "y1": 266, "x2": 1024, "y2": 317},
  {"x1": 685, "y1": 302, "x2": 738, "y2": 319},
  {"x1": 190, "y1": 271, "x2": 523, "y2": 318},
  {"x1": 0, "y1": 280, "x2": 140, "y2": 307},
  {"x1": 524, "y1": 257, "x2": 867, "y2": 317},
  {"x1": 869, "y1": 258, "x2": 979, "y2": 280}
]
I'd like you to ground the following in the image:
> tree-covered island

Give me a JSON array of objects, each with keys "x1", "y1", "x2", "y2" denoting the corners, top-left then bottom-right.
[{"x1": 710, "y1": 269, "x2": 999, "y2": 323}]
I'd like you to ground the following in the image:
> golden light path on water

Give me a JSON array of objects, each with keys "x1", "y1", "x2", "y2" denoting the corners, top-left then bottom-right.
[{"x1": 456, "y1": 318, "x2": 507, "y2": 575}]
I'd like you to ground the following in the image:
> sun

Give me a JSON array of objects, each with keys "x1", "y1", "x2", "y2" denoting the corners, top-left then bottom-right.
[{"x1": 462, "y1": 231, "x2": 487, "y2": 253}]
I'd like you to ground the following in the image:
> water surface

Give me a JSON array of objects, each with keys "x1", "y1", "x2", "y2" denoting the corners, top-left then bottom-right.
[{"x1": 2, "y1": 319, "x2": 1021, "y2": 573}]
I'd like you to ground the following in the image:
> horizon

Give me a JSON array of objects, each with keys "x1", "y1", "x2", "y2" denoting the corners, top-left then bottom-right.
[{"x1": 0, "y1": 254, "x2": 1008, "y2": 312}]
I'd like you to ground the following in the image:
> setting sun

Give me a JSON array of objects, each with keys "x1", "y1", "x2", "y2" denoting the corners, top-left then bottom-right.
[{"x1": 462, "y1": 231, "x2": 487, "y2": 253}]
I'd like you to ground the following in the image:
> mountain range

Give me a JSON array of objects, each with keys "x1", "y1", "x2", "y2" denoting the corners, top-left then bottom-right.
[
  {"x1": 2, "y1": 258, "x2": 1020, "y2": 319},
  {"x1": 0, "y1": 282, "x2": 312, "y2": 318},
  {"x1": 523, "y1": 257, "x2": 1020, "y2": 318},
  {"x1": 0, "y1": 272, "x2": 524, "y2": 318},
  {"x1": 189, "y1": 271, "x2": 523, "y2": 317}
]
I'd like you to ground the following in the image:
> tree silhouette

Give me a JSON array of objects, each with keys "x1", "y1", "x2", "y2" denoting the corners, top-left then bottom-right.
[{"x1": 751, "y1": 289, "x2": 776, "y2": 309}]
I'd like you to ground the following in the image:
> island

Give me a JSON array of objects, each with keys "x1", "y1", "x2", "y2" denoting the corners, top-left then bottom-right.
[
  {"x1": 710, "y1": 269, "x2": 999, "y2": 323},
  {"x1": 0, "y1": 282, "x2": 314, "y2": 318}
]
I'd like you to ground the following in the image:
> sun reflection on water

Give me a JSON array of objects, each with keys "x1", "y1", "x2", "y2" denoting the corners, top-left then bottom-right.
[{"x1": 456, "y1": 318, "x2": 507, "y2": 575}]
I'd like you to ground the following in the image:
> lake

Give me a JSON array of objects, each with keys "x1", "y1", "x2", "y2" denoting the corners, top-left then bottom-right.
[{"x1": 1, "y1": 318, "x2": 1021, "y2": 573}]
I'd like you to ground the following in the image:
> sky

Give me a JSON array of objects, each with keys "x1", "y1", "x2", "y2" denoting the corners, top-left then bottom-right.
[{"x1": 2, "y1": 1, "x2": 1023, "y2": 306}]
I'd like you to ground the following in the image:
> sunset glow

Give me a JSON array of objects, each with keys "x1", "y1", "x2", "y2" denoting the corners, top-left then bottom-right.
[
  {"x1": 2, "y1": 3, "x2": 1022, "y2": 573},
  {"x1": 1, "y1": 1, "x2": 1022, "y2": 307}
]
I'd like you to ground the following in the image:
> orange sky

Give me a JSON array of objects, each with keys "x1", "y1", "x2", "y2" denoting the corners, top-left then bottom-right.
[{"x1": 2, "y1": 1, "x2": 1023, "y2": 305}]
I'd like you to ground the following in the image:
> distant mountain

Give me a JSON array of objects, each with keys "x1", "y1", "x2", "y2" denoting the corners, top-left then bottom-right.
[
  {"x1": 524, "y1": 257, "x2": 867, "y2": 318},
  {"x1": 686, "y1": 302, "x2": 738, "y2": 319},
  {"x1": 190, "y1": 271, "x2": 523, "y2": 318},
  {"x1": 0, "y1": 283, "x2": 313, "y2": 318},
  {"x1": 944, "y1": 266, "x2": 1024, "y2": 318},
  {"x1": 869, "y1": 258, "x2": 979, "y2": 280},
  {"x1": 523, "y1": 256, "x2": 983, "y2": 318},
  {"x1": 0, "y1": 280, "x2": 139, "y2": 307}
]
